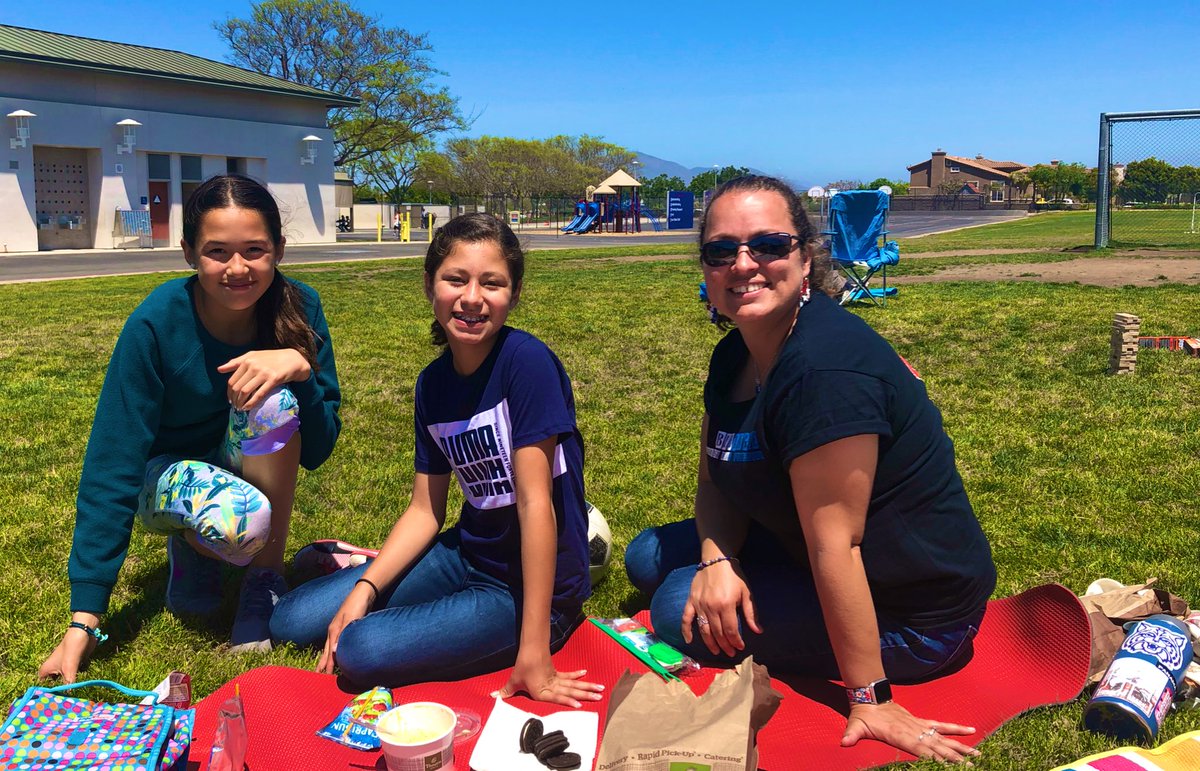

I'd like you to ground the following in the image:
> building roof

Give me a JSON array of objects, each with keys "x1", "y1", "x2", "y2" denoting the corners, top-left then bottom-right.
[
  {"x1": 907, "y1": 153, "x2": 1029, "y2": 179},
  {"x1": 0, "y1": 24, "x2": 357, "y2": 107}
]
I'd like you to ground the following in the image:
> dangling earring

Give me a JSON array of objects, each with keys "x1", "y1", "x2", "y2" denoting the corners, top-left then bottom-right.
[
  {"x1": 707, "y1": 302, "x2": 720, "y2": 325},
  {"x1": 799, "y1": 276, "x2": 811, "y2": 306}
]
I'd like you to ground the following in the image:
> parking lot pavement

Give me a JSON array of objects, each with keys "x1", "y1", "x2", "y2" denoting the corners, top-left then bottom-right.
[
  {"x1": 1, "y1": 211, "x2": 1028, "y2": 283},
  {"x1": 886, "y1": 211, "x2": 1028, "y2": 238}
]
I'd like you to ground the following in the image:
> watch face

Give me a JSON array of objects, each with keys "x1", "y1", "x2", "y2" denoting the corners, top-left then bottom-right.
[{"x1": 872, "y1": 679, "x2": 893, "y2": 704}]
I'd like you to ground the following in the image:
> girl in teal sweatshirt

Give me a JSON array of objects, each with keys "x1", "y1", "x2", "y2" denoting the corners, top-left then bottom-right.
[{"x1": 39, "y1": 174, "x2": 341, "y2": 681}]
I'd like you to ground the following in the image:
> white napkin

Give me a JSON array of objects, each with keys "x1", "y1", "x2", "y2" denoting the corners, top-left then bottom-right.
[{"x1": 468, "y1": 697, "x2": 598, "y2": 771}]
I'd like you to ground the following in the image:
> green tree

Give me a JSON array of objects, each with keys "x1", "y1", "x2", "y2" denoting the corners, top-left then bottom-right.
[
  {"x1": 1025, "y1": 164, "x2": 1056, "y2": 201},
  {"x1": 1009, "y1": 170, "x2": 1031, "y2": 201},
  {"x1": 1118, "y1": 157, "x2": 1175, "y2": 204},
  {"x1": 416, "y1": 135, "x2": 634, "y2": 198},
  {"x1": 639, "y1": 174, "x2": 687, "y2": 200},
  {"x1": 1048, "y1": 162, "x2": 1088, "y2": 200},
  {"x1": 688, "y1": 165, "x2": 751, "y2": 196},
  {"x1": 866, "y1": 178, "x2": 910, "y2": 195},
  {"x1": 1171, "y1": 165, "x2": 1200, "y2": 203},
  {"x1": 216, "y1": 0, "x2": 468, "y2": 168},
  {"x1": 936, "y1": 178, "x2": 967, "y2": 198},
  {"x1": 360, "y1": 138, "x2": 431, "y2": 203},
  {"x1": 546, "y1": 135, "x2": 636, "y2": 176},
  {"x1": 414, "y1": 149, "x2": 454, "y2": 203},
  {"x1": 824, "y1": 179, "x2": 865, "y2": 193}
]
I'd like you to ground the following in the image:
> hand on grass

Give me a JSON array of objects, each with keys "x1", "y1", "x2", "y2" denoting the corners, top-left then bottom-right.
[
  {"x1": 218, "y1": 349, "x2": 311, "y2": 411},
  {"x1": 842, "y1": 701, "x2": 979, "y2": 764},
  {"x1": 38, "y1": 613, "x2": 100, "y2": 683},
  {"x1": 681, "y1": 559, "x2": 761, "y2": 657},
  {"x1": 316, "y1": 584, "x2": 373, "y2": 675},
  {"x1": 493, "y1": 651, "x2": 604, "y2": 708}
]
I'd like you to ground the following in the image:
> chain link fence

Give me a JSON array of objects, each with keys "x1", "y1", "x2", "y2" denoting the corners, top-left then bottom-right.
[
  {"x1": 1096, "y1": 110, "x2": 1200, "y2": 248},
  {"x1": 445, "y1": 193, "x2": 687, "y2": 232}
]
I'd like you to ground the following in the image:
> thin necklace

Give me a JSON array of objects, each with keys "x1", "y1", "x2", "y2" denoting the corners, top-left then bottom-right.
[{"x1": 751, "y1": 293, "x2": 809, "y2": 396}]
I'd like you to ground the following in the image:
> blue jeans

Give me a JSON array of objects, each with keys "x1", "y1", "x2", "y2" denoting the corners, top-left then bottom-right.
[
  {"x1": 271, "y1": 529, "x2": 584, "y2": 687},
  {"x1": 624, "y1": 519, "x2": 983, "y2": 683}
]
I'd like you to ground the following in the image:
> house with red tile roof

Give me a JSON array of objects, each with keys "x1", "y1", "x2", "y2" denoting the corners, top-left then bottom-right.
[{"x1": 907, "y1": 149, "x2": 1030, "y2": 204}]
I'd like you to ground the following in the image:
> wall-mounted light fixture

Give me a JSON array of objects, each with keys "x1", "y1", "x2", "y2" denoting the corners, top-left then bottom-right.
[
  {"x1": 301, "y1": 135, "x2": 322, "y2": 165},
  {"x1": 116, "y1": 119, "x2": 141, "y2": 154},
  {"x1": 8, "y1": 110, "x2": 35, "y2": 149}
]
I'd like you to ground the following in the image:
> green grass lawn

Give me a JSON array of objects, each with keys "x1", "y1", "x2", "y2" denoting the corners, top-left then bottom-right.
[
  {"x1": 898, "y1": 211, "x2": 1097, "y2": 252},
  {"x1": 1110, "y1": 208, "x2": 1200, "y2": 247},
  {"x1": 898, "y1": 208, "x2": 1200, "y2": 252},
  {"x1": 3, "y1": 257, "x2": 1200, "y2": 769}
]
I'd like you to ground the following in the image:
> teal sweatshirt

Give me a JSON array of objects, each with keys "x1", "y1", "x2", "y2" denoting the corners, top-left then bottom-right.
[{"x1": 68, "y1": 274, "x2": 342, "y2": 613}]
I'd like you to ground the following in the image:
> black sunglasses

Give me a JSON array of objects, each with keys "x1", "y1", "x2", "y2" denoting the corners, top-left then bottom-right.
[{"x1": 700, "y1": 233, "x2": 801, "y2": 267}]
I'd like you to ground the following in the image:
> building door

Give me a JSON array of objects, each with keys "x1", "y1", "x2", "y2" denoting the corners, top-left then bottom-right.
[
  {"x1": 148, "y1": 153, "x2": 172, "y2": 246},
  {"x1": 149, "y1": 181, "x2": 169, "y2": 243},
  {"x1": 33, "y1": 147, "x2": 92, "y2": 250}
]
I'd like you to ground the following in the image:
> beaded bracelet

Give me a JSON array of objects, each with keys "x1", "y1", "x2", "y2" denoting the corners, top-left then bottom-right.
[
  {"x1": 68, "y1": 621, "x2": 108, "y2": 645},
  {"x1": 696, "y1": 555, "x2": 738, "y2": 572}
]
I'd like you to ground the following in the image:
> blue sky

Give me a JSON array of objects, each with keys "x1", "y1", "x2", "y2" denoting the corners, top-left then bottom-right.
[{"x1": 6, "y1": 1, "x2": 1200, "y2": 186}]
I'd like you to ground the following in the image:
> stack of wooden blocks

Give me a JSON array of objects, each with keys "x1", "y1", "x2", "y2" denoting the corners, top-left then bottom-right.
[{"x1": 1110, "y1": 313, "x2": 1140, "y2": 375}]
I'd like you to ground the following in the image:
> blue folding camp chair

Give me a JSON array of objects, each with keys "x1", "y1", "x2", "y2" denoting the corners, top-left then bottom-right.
[{"x1": 823, "y1": 189, "x2": 900, "y2": 306}]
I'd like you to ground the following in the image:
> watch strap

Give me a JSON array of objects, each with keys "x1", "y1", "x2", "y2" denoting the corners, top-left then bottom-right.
[{"x1": 846, "y1": 677, "x2": 892, "y2": 705}]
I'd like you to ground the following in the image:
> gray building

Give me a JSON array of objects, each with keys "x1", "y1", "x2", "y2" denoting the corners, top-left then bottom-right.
[{"x1": 0, "y1": 24, "x2": 355, "y2": 252}]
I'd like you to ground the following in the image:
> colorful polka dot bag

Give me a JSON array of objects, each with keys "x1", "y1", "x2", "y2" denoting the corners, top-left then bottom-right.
[{"x1": 0, "y1": 679, "x2": 193, "y2": 770}]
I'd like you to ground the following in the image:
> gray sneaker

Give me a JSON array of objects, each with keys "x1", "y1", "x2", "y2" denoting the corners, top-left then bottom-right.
[
  {"x1": 229, "y1": 567, "x2": 289, "y2": 653},
  {"x1": 165, "y1": 534, "x2": 223, "y2": 616}
]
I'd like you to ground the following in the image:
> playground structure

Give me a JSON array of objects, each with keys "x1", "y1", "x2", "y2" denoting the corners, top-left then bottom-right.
[{"x1": 561, "y1": 169, "x2": 666, "y2": 234}]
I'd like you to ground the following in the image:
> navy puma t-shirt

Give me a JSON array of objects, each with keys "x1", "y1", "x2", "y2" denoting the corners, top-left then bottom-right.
[{"x1": 414, "y1": 326, "x2": 589, "y2": 612}]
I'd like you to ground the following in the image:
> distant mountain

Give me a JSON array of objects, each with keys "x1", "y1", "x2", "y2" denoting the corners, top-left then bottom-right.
[
  {"x1": 631, "y1": 152, "x2": 697, "y2": 182},
  {"x1": 632, "y1": 151, "x2": 767, "y2": 183}
]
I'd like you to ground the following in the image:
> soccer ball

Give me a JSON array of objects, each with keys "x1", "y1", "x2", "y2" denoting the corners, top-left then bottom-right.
[{"x1": 586, "y1": 501, "x2": 613, "y2": 586}]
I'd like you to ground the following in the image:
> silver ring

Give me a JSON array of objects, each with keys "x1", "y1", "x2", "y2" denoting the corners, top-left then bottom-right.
[
  {"x1": 696, "y1": 615, "x2": 710, "y2": 626},
  {"x1": 917, "y1": 727, "x2": 938, "y2": 742}
]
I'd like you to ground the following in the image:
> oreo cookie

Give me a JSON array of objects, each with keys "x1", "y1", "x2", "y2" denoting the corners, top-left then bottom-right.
[
  {"x1": 544, "y1": 751, "x2": 582, "y2": 769},
  {"x1": 519, "y1": 717, "x2": 544, "y2": 753},
  {"x1": 534, "y1": 730, "x2": 570, "y2": 762}
]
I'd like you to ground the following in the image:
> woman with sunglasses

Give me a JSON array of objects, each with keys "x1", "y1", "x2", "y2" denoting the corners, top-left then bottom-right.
[{"x1": 625, "y1": 176, "x2": 995, "y2": 764}]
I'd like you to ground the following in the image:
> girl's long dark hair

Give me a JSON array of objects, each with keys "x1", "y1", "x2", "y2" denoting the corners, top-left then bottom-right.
[
  {"x1": 423, "y1": 213, "x2": 524, "y2": 346},
  {"x1": 183, "y1": 174, "x2": 318, "y2": 367}
]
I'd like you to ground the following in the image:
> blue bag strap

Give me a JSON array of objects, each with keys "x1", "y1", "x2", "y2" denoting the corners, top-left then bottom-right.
[{"x1": 39, "y1": 679, "x2": 160, "y2": 703}]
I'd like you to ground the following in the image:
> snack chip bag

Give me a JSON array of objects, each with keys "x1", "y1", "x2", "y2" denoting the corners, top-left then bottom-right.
[{"x1": 316, "y1": 686, "x2": 394, "y2": 751}]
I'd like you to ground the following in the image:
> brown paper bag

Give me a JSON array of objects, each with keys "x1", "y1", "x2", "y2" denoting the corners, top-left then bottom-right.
[
  {"x1": 595, "y1": 658, "x2": 781, "y2": 771},
  {"x1": 1079, "y1": 579, "x2": 1191, "y2": 682}
]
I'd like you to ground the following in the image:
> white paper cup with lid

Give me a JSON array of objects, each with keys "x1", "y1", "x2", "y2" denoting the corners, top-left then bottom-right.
[{"x1": 375, "y1": 702, "x2": 456, "y2": 771}]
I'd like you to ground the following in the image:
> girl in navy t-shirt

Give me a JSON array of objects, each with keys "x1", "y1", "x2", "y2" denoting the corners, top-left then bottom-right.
[{"x1": 272, "y1": 214, "x2": 601, "y2": 706}]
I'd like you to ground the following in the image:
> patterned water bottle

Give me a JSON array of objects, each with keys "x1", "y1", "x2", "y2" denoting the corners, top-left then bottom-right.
[{"x1": 1084, "y1": 614, "x2": 1193, "y2": 742}]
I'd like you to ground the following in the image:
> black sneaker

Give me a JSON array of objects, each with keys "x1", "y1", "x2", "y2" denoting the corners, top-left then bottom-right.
[
  {"x1": 229, "y1": 567, "x2": 289, "y2": 653},
  {"x1": 165, "y1": 534, "x2": 223, "y2": 616}
]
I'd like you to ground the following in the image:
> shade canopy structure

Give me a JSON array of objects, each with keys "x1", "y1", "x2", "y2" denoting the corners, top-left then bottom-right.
[{"x1": 597, "y1": 169, "x2": 641, "y2": 188}]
